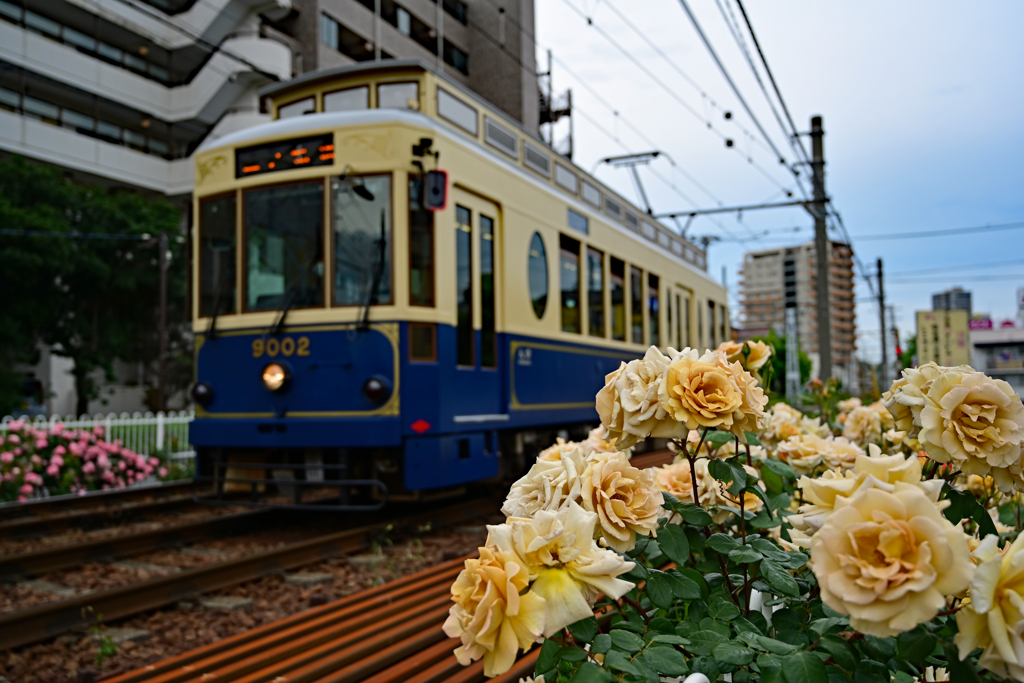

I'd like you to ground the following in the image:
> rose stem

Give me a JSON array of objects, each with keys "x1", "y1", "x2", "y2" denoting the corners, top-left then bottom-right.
[
  {"x1": 740, "y1": 491, "x2": 750, "y2": 617},
  {"x1": 688, "y1": 428, "x2": 710, "y2": 507}
]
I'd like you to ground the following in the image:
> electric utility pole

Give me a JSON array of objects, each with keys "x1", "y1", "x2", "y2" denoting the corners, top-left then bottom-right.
[
  {"x1": 810, "y1": 115, "x2": 832, "y2": 380},
  {"x1": 158, "y1": 231, "x2": 168, "y2": 412},
  {"x1": 877, "y1": 257, "x2": 888, "y2": 387}
]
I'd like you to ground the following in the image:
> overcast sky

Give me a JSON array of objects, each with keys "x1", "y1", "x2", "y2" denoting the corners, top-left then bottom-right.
[{"x1": 534, "y1": 0, "x2": 1024, "y2": 363}]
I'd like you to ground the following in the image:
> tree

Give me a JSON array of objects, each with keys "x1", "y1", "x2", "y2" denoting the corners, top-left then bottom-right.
[
  {"x1": 0, "y1": 156, "x2": 185, "y2": 416},
  {"x1": 749, "y1": 329, "x2": 811, "y2": 395}
]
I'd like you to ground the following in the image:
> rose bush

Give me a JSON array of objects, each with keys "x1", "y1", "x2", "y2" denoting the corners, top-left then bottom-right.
[
  {"x1": 446, "y1": 350, "x2": 1024, "y2": 682},
  {"x1": 0, "y1": 419, "x2": 168, "y2": 502}
]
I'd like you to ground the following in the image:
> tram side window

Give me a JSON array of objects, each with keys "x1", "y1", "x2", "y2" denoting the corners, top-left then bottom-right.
[
  {"x1": 528, "y1": 232, "x2": 548, "y2": 319},
  {"x1": 198, "y1": 194, "x2": 236, "y2": 318},
  {"x1": 675, "y1": 292, "x2": 683, "y2": 349},
  {"x1": 610, "y1": 258, "x2": 625, "y2": 341},
  {"x1": 587, "y1": 247, "x2": 604, "y2": 337},
  {"x1": 408, "y1": 176, "x2": 434, "y2": 307},
  {"x1": 649, "y1": 274, "x2": 660, "y2": 346},
  {"x1": 378, "y1": 82, "x2": 419, "y2": 110},
  {"x1": 456, "y1": 206, "x2": 473, "y2": 366},
  {"x1": 708, "y1": 300, "x2": 717, "y2": 347},
  {"x1": 720, "y1": 304, "x2": 728, "y2": 345},
  {"x1": 560, "y1": 235, "x2": 581, "y2": 334},
  {"x1": 630, "y1": 266, "x2": 643, "y2": 344},
  {"x1": 332, "y1": 175, "x2": 392, "y2": 306},
  {"x1": 683, "y1": 295, "x2": 691, "y2": 348},
  {"x1": 480, "y1": 215, "x2": 496, "y2": 368},
  {"x1": 244, "y1": 182, "x2": 324, "y2": 312}
]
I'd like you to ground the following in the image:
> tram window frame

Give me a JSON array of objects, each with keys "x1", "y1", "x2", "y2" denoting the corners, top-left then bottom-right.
[
  {"x1": 323, "y1": 85, "x2": 369, "y2": 113},
  {"x1": 630, "y1": 266, "x2": 644, "y2": 344},
  {"x1": 480, "y1": 214, "x2": 496, "y2": 368},
  {"x1": 648, "y1": 273, "x2": 660, "y2": 347},
  {"x1": 560, "y1": 234, "x2": 581, "y2": 335},
  {"x1": 198, "y1": 192, "x2": 237, "y2": 319},
  {"x1": 409, "y1": 322, "x2": 437, "y2": 362},
  {"x1": 528, "y1": 232, "x2": 548, "y2": 320},
  {"x1": 330, "y1": 173, "x2": 394, "y2": 308},
  {"x1": 610, "y1": 257, "x2": 625, "y2": 341},
  {"x1": 242, "y1": 179, "x2": 326, "y2": 314},
  {"x1": 455, "y1": 205, "x2": 474, "y2": 367},
  {"x1": 408, "y1": 174, "x2": 435, "y2": 307},
  {"x1": 587, "y1": 247, "x2": 605, "y2": 338},
  {"x1": 377, "y1": 81, "x2": 419, "y2": 110},
  {"x1": 277, "y1": 97, "x2": 315, "y2": 119},
  {"x1": 683, "y1": 295, "x2": 691, "y2": 348},
  {"x1": 720, "y1": 304, "x2": 728, "y2": 346},
  {"x1": 708, "y1": 300, "x2": 716, "y2": 347}
]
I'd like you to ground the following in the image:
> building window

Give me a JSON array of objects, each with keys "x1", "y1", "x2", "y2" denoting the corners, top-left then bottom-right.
[
  {"x1": 321, "y1": 13, "x2": 339, "y2": 49},
  {"x1": 649, "y1": 274, "x2": 660, "y2": 346},
  {"x1": 560, "y1": 235, "x2": 581, "y2": 334},
  {"x1": 378, "y1": 82, "x2": 419, "y2": 110},
  {"x1": 198, "y1": 194, "x2": 237, "y2": 318},
  {"x1": 409, "y1": 322, "x2": 437, "y2": 362},
  {"x1": 480, "y1": 215, "x2": 496, "y2": 368},
  {"x1": 587, "y1": 247, "x2": 604, "y2": 337},
  {"x1": 567, "y1": 209, "x2": 588, "y2": 235},
  {"x1": 244, "y1": 181, "x2": 324, "y2": 312},
  {"x1": 396, "y1": 7, "x2": 411, "y2": 35},
  {"x1": 332, "y1": 175, "x2": 392, "y2": 306},
  {"x1": 444, "y1": 40, "x2": 469, "y2": 75},
  {"x1": 610, "y1": 258, "x2": 625, "y2": 341},
  {"x1": 408, "y1": 176, "x2": 435, "y2": 307},
  {"x1": 528, "y1": 232, "x2": 548, "y2": 319},
  {"x1": 708, "y1": 300, "x2": 716, "y2": 347},
  {"x1": 455, "y1": 205, "x2": 474, "y2": 366},
  {"x1": 324, "y1": 86, "x2": 368, "y2": 112},
  {"x1": 630, "y1": 266, "x2": 643, "y2": 344}
]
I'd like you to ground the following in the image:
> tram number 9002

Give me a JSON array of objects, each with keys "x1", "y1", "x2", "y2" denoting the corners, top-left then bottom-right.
[{"x1": 252, "y1": 336, "x2": 310, "y2": 358}]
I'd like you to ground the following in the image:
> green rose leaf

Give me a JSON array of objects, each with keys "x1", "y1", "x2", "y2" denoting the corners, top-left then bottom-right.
[
  {"x1": 943, "y1": 642, "x2": 983, "y2": 683},
  {"x1": 816, "y1": 634, "x2": 857, "y2": 673},
  {"x1": 757, "y1": 653, "x2": 786, "y2": 683},
  {"x1": 568, "y1": 661, "x2": 614, "y2": 683},
  {"x1": 761, "y1": 456, "x2": 796, "y2": 479},
  {"x1": 667, "y1": 570, "x2": 703, "y2": 601},
  {"x1": 729, "y1": 545, "x2": 764, "y2": 564},
  {"x1": 610, "y1": 629, "x2": 645, "y2": 653},
  {"x1": 642, "y1": 646, "x2": 690, "y2": 675},
  {"x1": 709, "y1": 597, "x2": 741, "y2": 621},
  {"x1": 808, "y1": 617, "x2": 846, "y2": 637},
  {"x1": 861, "y1": 635, "x2": 895, "y2": 661},
  {"x1": 713, "y1": 641, "x2": 755, "y2": 666},
  {"x1": 677, "y1": 504, "x2": 714, "y2": 527},
  {"x1": 648, "y1": 634, "x2": 689, "y2": 645},
  {"x1": 705, "y1": 430, "x2": 735, "y2": 445},
  {"x1": 709, "y1": 458, "x2": 749, "y2": 496},
  {"x1": 536, "y1": 638, "x2": 560, "y2": 675},
  {"x1": 780, "y1": 651, "x2": 828, "y2": 683},
  {"x1": 761, "y1": 559, "x2": 801, "y2": 597},
  {"x1": 646, "y1": 571, "x2": 676, "y2": 610},
  {"x1": 657, "y1": 523, "x2": 690, "y2": 564},
  {"x1": 591, "y1": 633, "x2": 612, "y2": 655},
  {"x1": 686, "y1": 629, "x2": 729, "y2": 656},
  {"x1": 744, "y1": 431, "x2": 763, "y2": 446},
  {"x1": 556, "y1": 647, "x2": 588, "y2": 662},
  {"x1": 674, "y1": 568, "x2": 709, "y2": 601},
  {"x1": 627, "y1": 533, "x2": 650, "y2": 558},
  {"x1": 622, "y1": 563, "x2": 650, "y2": 583},
  {"x1": 604, "y1": 651, "x2": 641, "y2": 676},
  {"x1": 568, "y1": 616, "x2": 599, "y2": 644},
  {"x1": 754, "y1": 634, "x2": 800, "y2": 654},
  {"x1": 706, "y1": 533, "x2": 741, "y2": 554}
]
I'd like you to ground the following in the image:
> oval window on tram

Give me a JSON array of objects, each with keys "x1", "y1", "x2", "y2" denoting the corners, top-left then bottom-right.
[{"x1": 528, "y1": 232, "x2": 548, "y2": 319}]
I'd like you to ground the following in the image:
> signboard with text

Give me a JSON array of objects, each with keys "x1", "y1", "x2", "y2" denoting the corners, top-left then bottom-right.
[{"x1": 917, "y1": 310, "x2": 971, "y2": 366}]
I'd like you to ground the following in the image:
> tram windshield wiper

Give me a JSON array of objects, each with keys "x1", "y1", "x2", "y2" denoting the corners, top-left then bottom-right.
[
  {"x1": 270, "y1": 255, "x2": 320, "y2": 337},
  {"x1": 207, "y1": 268, "x2": 224, "y2": 340},
  {"x1": 358, "y1": 209, "x2": 387, "y2": 331}
]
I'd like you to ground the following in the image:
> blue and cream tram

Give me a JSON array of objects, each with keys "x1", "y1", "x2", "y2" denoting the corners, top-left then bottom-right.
[{"x1": 189, "y1": 60, "x2": 729, "y2": 507}]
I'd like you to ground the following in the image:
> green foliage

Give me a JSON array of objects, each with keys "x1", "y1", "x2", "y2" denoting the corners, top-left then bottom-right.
[
  {"x1": 749, "y1": 330, "x2": 811, "y2": 395},
  {"x1": 0, "y1": 156, "x2": 186, "y2": 416}
]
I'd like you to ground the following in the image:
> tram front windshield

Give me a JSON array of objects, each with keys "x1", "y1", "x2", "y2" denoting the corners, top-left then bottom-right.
[{"x1": 332, "y1": 175, "x2": 392, "y2": 306}]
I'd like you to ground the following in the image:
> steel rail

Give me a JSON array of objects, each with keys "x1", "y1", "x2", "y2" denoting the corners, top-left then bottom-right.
[
  {"x1": 0, "y1": 480, "x2": 195, "y2": 521},
  {"x1": 0, "y1": 498, "x2": 497, "y2": 650},
  {"x1": 0, "y1": 508, "x2": 273, "y2": 581}
]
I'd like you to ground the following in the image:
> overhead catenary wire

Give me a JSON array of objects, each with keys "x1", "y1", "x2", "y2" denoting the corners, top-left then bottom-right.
[{"x1": 856, "y1": 221, "x2": 1024, "y2": 241}]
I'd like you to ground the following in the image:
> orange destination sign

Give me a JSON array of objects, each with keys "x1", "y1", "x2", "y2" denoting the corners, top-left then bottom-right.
[{"x1": 235, "y1": 133, "x2": 335, "y2": 178}]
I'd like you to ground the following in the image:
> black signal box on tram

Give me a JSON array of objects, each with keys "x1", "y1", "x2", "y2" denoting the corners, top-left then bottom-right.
[{"x1": 424, "y1": 170, "x2": 448, "y2": 211}]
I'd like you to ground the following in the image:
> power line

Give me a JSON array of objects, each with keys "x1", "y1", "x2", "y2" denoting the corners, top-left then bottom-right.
[
  {"x1": 888, "y1": 258, "x2": 1024, "y2": 276},
  {"x1": 856, "y1": 221, "x2": 1024, "y2": 241},
  {"x1": 887, "y1": 274, "x2": 1024, "y2": 283}
]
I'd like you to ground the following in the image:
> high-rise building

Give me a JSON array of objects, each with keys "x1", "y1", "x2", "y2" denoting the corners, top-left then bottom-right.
[
  {"x1": 738, "y1": 240, "x2": 857, "y2": 372},
  {"x1": 932, "y1": 287, "x2": 972, "y2": 317},
  {"x1": 0, "y1": 0, "x2": 538, "y2": 198}
]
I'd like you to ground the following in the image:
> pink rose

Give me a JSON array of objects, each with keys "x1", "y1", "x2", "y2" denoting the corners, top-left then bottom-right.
[
  {"x1": 52, "y1": 423, "x2": 65, "y2": 434},
  {"x1": 19, "y1": 484, "x2": 33, "y2": 494},
  {"x1": 13, "y1": 447, "x2": 22, "y2": 456},
  {"x1": 7, "y1": 435, "x2": 20, "y2": 445},
  {"x1": 30, "y1": 455, "x2": 42, "y2": 465},
  {"x1": 158, "y1": 467, "x2": 168, "y2": 478},
  {"x1": 0, "y1": 452, "x2": 12, "y2": 464},
  {"x1": 9, "y1": 419, "x2": 25, "y2": 431},
  {"x1": 82, "y1": 462, "x2": 95, "y2": 474},
  {"x1": 35, "y1": 439, "x2": 48, "y2": 449},
  {"x1": 12, "y1": 467, "x2": 20, "y2": 475},
  {"x1": 149, "y1": 457, "x2": 159, "y2": 467},
  {"x1": 50, "y1": 455, "x2": 64, "y2": 468},
  {"x1": 46, "y1": 464, "x2": 59, "y2": 477},
  {"x1": 53, "y1": 445, "x2": 66, "y2": 456},
  {"x1": 117, "y1": 460, "x2": 127, "y2": 471},
  {"x1": 93, "y1": 426, "x2": 104, "y2": 437}
]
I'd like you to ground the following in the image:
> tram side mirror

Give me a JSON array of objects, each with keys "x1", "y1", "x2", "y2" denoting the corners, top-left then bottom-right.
[{"x1": 424, "y1": 170, "x2": 447, "y2": 212}]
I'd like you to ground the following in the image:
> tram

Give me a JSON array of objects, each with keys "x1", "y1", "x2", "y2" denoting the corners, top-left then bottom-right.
[{"x1": 189, "y1": 59, "x2": 729, "y2": 507}]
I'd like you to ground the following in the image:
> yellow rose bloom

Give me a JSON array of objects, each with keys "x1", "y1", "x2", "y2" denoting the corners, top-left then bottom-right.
[{"x1": 580, "y1": 451, "x2": 664, "y2": 553}]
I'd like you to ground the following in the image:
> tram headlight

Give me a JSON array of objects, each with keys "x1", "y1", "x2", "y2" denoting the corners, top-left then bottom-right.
[
  {"x1": 362, "y1": 376, "x2": 391, "y2": 404},
  {"x1": 191, "y1": 382, "x2": 214, "y2": 407},
  {"x1": 262, "y1": 363, "x2": 290, "y2": 392}
]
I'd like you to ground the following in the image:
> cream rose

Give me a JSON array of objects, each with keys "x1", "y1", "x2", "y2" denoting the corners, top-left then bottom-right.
[
  {"x1": 660, "y1": 349, "x2": 767, "y2": 440},
  {"x1": 918, "y1": 371, "x2": 1024, "y2": 491},
  {"x1": 883, "y1": 363, "x2": 973, "y2": 436},
  {"x1": 502, "y1": 446, "x2": 588, "y2": 518},
  {"x1": 443, "y1": 546, "x2": 546, "y2": 677},
  {"x1": 811, "y1": 483, "x2": 973, "y2": 637},
  {"x1": 492, "y1": 503, "x2": 635, "y2": 636},
  {"x1": 596, "y1": 347, "x2": 685, "y2": 450},
  {"x1": 716, "y1": 339, "x2": 772, "y2": 372},
  {"x1": 653, "y1": 459, "x2": 697, "y2": 506},
  {"x1": 842, "y1": 405, "x2": 883, "y2": 446},
  {"x1": 838, "y1": 397, "x2": 863, "y2": 414},
  {"x1": 955, "y1": 532, "x2": 1024, "y2": 681},
  {"x1": 820, "y1": 436, "x2": 865, "y2": 472},
  {"x1": 776, "y1": 434, "x2": 827, "y2": 477},
  {"x1": 580, "y1": 451, "x2": 664, "y2": 552}
]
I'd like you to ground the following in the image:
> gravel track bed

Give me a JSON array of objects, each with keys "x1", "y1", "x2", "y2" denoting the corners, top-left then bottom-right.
[
  {"x1": 0, "y1": 505, "x2": 250, "y2": 556},
  {"x1": 0, "y1": 528, "x2": 486, "y2": 683}
]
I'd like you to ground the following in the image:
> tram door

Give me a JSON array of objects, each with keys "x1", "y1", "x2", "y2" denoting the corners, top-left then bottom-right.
[{"x1": 451, "y1": 189, "x2": 503, "y2": 419}]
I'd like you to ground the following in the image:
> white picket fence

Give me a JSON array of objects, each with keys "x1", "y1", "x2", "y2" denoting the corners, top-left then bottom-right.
[{"x1": 0, "y1": 411, "x2": 195, "y2": 461}]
